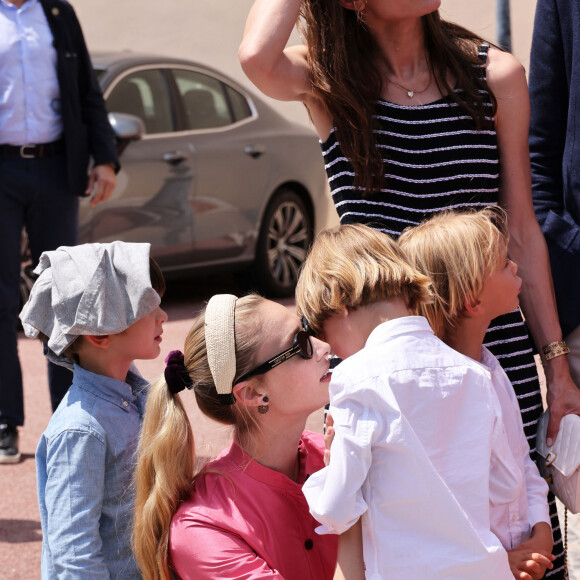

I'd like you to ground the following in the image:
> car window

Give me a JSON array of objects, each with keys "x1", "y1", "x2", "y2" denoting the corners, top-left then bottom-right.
[
  {"x1": 225, "y1": 85, "x2": 252, "y2": 122},
  {"x1": 172, "y1": 69, "x2": 233, "y2": 130},
  {"x1": 106, "y1": 69, "x2": 174, "y2": 134}
]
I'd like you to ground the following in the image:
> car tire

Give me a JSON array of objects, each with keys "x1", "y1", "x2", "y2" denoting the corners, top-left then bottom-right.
[{"x1": 252, "y1": 189, "x2": 313, "y2": 298}]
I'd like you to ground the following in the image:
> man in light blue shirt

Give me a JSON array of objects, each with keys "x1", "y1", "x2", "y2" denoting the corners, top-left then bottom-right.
[{"x1": 0, "y1": 0, "x2": 119, "y2": 464}]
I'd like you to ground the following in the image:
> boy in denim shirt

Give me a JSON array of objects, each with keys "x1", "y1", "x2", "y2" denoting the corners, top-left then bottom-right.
[{"x1": 20, "y1": 242, "x2": 167, "y2": 579}]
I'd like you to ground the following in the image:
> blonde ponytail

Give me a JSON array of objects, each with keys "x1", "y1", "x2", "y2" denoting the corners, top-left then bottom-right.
[{"x1": 132, "y1": 377, "x2": 194, "y2": 580}]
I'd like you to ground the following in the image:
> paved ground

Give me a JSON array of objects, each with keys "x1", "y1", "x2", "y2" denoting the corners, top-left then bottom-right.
[{"x1": 1, "y1": 273, "x2": 578, "y2": 579}]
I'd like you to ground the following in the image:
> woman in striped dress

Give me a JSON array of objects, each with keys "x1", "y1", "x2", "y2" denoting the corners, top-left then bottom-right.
[{"x1": 240, "y1": 1, "x2": 580, "y2": 577}]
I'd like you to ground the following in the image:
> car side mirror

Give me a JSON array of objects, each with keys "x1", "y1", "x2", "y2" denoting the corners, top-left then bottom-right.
[
  {"x1": 108, "y1": 112, "x2": 145, "y2": 140},
  {"x1": 108, "y1": 112, "x2": 145, "y2": 155}
]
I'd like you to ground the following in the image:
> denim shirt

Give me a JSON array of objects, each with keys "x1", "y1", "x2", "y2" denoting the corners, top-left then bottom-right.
[{"x1": 36, "y1": 364, "x2": 149, "y2": 579}]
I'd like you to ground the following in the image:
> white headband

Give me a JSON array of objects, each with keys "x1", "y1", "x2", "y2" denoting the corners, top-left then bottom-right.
[{"x1": 205, "y1": 294, "x2": 238, "y2": 405}]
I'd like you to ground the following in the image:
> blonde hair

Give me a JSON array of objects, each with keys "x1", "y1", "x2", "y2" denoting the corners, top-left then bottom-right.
[
  {"x1": 398, "y1": 207, "x2": 510, "y2": 339},
  {"x1": 295, "y1": 224, "x2": 432, "y2": 336},
  {"x1": 132, "y1": 294, "x2": 266, "y2": 580}
]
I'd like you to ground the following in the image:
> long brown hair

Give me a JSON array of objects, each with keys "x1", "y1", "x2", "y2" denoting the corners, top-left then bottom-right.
[{"x1": 298, "y1": 6, "x2": 497, "y2": 194}]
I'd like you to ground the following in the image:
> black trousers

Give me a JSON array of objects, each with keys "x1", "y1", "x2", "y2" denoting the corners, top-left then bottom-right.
[{"x1": 0, "y1": 152, "x2": 78, "y2": 426}]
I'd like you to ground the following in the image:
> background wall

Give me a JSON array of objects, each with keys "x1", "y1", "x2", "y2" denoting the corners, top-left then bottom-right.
[{"x1": 71, "y1": 0, "x2": 538, "y2": 127}]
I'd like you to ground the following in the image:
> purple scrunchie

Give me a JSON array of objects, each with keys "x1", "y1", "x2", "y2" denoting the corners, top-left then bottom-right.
[{"x1": 164, "y1": 350, "x2": 193, "y2": 395}]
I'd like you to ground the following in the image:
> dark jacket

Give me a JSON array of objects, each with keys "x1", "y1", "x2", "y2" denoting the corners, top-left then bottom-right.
[
  {"x1": 529, "y1": 0, "x2": 580, "y2": 337},
  {"x1": 40, "y1": 0, "x2": 119, "y2": 196}
]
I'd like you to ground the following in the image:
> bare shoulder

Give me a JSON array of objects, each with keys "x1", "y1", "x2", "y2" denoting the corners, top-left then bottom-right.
[{"x1": 485, "y1": 47, "x2": 527, "y2": 98}]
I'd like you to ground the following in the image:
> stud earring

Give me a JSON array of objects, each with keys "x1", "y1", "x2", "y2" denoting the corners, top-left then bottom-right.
[{"x1": 258, "y1": 396, "x2": 269, "y2": 415}]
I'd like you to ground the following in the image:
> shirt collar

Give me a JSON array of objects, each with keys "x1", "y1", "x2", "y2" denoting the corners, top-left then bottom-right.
[
  {"x1": 0, "y1": 0, "x2": 37, "y2": 11},
  {"x1": 479, "y1": 346, "x2": 499, "y2": 372},
  {"x1": 72, "y1": 363, "x2": 149, "y2": 411},
  {"x1": 365, "y1": 315, "x2": 433, "y2": 348}
]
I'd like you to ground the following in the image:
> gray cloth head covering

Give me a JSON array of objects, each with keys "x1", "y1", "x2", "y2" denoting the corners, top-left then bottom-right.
[{"x1": 20, "y1": 242, "x2": 160, "y2": 365}]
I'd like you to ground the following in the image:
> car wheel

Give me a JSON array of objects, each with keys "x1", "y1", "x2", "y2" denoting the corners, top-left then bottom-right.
[{"x1": 253, "y1": 189, "x2": 313, "y2": 298}]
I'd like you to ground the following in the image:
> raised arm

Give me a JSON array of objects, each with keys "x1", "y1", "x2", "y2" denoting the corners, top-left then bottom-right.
[
  {"x1": 302, "y1": 386, "x2": 376, "y2": 535},
  {"x1": 239, "y1": 0, "x2": 311, "y2": 101},
  {"x1": 239, "y1": 0, "x2": 332, "y2": 137},
  {"x1": 488, "y1": 47, "x2": 580, "y2": 443}
]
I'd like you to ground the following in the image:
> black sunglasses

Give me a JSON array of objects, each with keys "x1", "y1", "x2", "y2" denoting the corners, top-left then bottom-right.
[{"x1": 234, "y1": 317, "x2": 314, "y2": 384}]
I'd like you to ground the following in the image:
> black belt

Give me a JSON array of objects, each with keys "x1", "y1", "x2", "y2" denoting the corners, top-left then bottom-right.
[{"x1": 0, "y1": 138, "x2": 65, "y2": 159}]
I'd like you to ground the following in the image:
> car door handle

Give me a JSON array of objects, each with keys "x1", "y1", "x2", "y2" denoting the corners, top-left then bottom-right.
[
  {"x1": 163, "y1": 151, "x2": 187, "y2": 165},
  {"x1": 244, "y1": 145, "x2": 266, "y2": 159}
]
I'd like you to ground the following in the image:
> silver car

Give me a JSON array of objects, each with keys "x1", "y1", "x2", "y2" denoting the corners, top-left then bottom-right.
[{"x1": 46, "y1": 52, "x2": 334, "y2": 298}]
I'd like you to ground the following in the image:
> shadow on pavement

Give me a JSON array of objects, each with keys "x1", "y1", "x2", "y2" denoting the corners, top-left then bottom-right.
[
  {"x1": 160, "y1": 273, "x2": 257, "y2": 322},
  {"x1": 0, "y1": 519, "x2": 42, "y2": 543}
]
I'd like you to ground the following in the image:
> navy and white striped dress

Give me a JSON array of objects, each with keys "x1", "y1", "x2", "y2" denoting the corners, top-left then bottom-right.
[{"x1": 322, "y1": 45, "x2": 565, "y2": 578}]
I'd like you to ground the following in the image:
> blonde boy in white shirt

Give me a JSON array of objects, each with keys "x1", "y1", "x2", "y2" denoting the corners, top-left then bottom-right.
[
  {"x1": 399, "y1": 207, "x2": 553, "y2": 580},
  {"x1": 296, "y1": 223, "x2": 520, "y2": 580}
]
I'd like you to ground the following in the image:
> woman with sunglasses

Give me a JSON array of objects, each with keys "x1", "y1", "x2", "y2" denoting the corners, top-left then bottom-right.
[{"x1": 132, "y1": 293, "x2": 337, "y2": 580}]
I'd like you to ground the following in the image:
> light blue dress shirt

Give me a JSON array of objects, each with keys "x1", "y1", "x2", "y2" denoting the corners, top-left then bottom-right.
[
  {"x1": 0, "y1": 0, "x2": 62, "y2": 145},
  {"x1": 36, "y1": 364, "x2": 148, "y2": 579}
]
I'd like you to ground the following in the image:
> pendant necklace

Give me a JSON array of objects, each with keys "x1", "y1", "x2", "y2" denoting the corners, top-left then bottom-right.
[{"x1": 388, "y1": 74, "x2": 432, "y2": 98}]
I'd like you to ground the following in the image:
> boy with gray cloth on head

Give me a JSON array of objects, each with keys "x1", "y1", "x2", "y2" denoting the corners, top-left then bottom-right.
[{"x1": 20, "y1": 241, "x2": 167, "y2": 579}]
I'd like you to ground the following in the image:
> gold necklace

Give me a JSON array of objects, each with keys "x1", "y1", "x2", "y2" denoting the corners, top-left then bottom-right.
[{"x1": 388, "y1": 74, "x2": 432, "y2": 98}]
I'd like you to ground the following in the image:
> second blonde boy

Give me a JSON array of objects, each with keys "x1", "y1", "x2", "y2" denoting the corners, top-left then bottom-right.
[
  {"x1": 297, "y1": 224, "x2": 517, "y2": 579},
  {"x1": 399, "y1": 208, "x2": 553, "y2": 578}
]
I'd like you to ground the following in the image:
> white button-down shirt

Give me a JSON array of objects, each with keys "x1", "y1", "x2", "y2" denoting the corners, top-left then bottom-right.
[
  {"x1": 480, "y1": 346, "x2": 550, "y2": 549},
  {"x1": 0, "y1": 0, "x2": 62, "y2": 145},
  {"x1": 303, "y1": 317, "x2": 517, "y2": 579}
]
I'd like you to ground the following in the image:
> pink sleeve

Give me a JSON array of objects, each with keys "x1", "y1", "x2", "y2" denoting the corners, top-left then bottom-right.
[{"x1": 170, "y1": 520, "x2": 285, "y2": 580}]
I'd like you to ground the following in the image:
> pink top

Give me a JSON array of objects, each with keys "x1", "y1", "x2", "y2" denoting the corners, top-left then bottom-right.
[{"x1": 169, "y1": 431, "x2": 338, "y2": 580}]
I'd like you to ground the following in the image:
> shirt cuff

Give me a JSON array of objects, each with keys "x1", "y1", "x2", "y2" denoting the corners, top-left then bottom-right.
[
  {"x1": 315, "y1": 524, "x2": 333, "y2": 535},
  {"x1": 528, "y1": 503, "x2": 551, "y2": 529}
]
